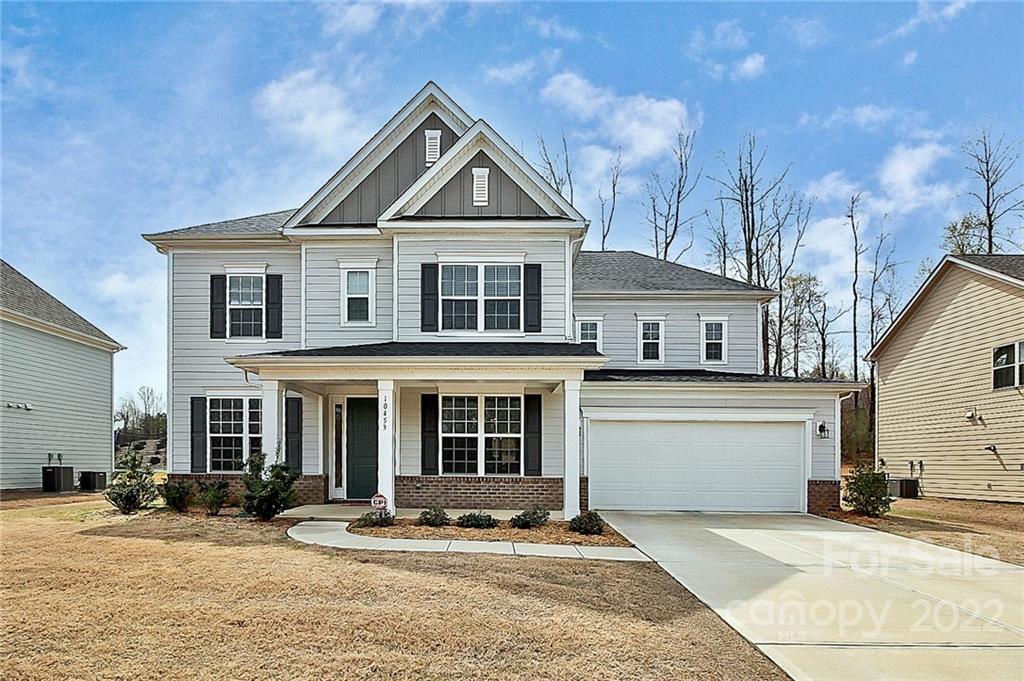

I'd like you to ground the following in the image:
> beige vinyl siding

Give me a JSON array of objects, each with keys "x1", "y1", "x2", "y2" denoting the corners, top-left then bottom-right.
[
  {"x1": 0, "y1": 320, "x2": 114, "y2": 489},
  {"x1": 304, "y1": 241, "x2": 394, "y2": 347},
  {"x1": 875, "y1": 265, "x2": 1024, "y2": 502}
]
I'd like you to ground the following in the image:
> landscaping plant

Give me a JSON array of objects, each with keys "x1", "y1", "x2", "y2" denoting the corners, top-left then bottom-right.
[
  {"x1": 352, "y1": 510, "x2": 395, "y2": 528},
  {"x1": 509, "y1": 507, "x2": 550, "y2": 529},
  {"x1": 104, "y1": 451, "x2": 159, "y2": 515},
  {"x1": 196, "y1": 480, "x2": 230, "y2": 516},
  {"x1": 842, "y1": 461, "x2": 894, "y2": 517},
  {"x1": 159, "y1": 480, "x2": 193, "y2": 512},
  {"x1": 241, "y1": 444, "x2": 299, "y2": 521},
  {"x1": 455, "y1": 511, "x2": 498, "y2": 529},
  {"x1": 416, "y1": 506, "x2": 451, "y2": 527},
  {"x1": 569, "y1": 510, "x2": 605, "y2": 535}
]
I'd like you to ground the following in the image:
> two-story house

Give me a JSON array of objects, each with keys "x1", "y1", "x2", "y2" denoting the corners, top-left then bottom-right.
[{"x1": 143, "y1": 82, "x2": 857, "y2": 517}]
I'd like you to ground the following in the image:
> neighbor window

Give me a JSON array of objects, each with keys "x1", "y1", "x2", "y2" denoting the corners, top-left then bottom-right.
[
  {"x1": 700, "y1": 317, "x2": 729, "y2": 364},
  {"x1": 339, "y1": 262, "x2": 376, "y2": 326},
  {"x1": 992, "y1": 341, "x2": 1024, "y2": 389},
  {"x1": 424, "y1": 129, "x2": 441, "y2": 165},
  {"x1": 576, "y1": 318, "x2": 603, "y2": 352},
  {"x1": 440, "y1": 264, "x2": 523, "y2": 332},
  {"x1": 440, "y1": 395, "x2": 522, "y2": 476},
  {"x1": 637, "y1": 318, "x2": 665, "y2": 364},
  {"x1": 208, "y1": 397, "x2": 261, "y2": 472},
  {"x1": 227, "y1": 275, "x2": 264, "y2": 338},
  {"x1": 472, "y1": 167, "x2": 489, "y2": 206}
]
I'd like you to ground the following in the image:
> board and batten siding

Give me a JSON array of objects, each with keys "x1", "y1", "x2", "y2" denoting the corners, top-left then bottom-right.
[
  {"x1": 573, "y1": 297, "x2": 760, "y2": 372},
  {"x1": 304, "y1": 242, "x2": 394, "y2": 347},
  {"x1": 395, "y1": 237, "x2": 568, "y2": 341},
  {"x1": 0, "y1": 320, "x2": 113, "y2": 489},
  {"x1": 168, "y1": 249, "x2": 318, "y2": 474},
  {"x1": 580, "y1": 387, "x2": 839, "y2": 480},
  {"x1": 415, "y1": 150, "x2": 550, "y2": 218},
  {"x1": 875, "y1": 265, "x2": 1024, "y2": 502}
]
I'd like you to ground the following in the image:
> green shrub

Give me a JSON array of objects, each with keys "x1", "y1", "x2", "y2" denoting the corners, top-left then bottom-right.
[
  {"x1": 104, "y1": 452, "x2": 158, "y2": 515},
  {"x1": 569, "y1": 510, "x2": 605, "y2": 535},
  {"x1": 455, "y1": 511, "x2": 498, "y2": 529},
  {"x1": 241, "y1": 444, "x2": 298, "y2": 521},
  {"x1": 842, "y1": 462, "x2": 894, "y2": 517},
  {"x1": 509, "y1": 507, "x2": 550, "y2": 529},
  {"x1": 416, "y1": 506, "x2": 451, "y2": 527},
  {"x1": 196, "y1": 480, "x2": 230, "y2": 516},
  {"x1": 159, "y1": 480, "x2": 192, "y2": 512},
  {"x1": 352, "y1": 510, "x2": 395, "y2": 528}
]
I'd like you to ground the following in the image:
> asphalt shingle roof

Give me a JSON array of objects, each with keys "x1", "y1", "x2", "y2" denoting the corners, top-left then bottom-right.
[
  {"x1": 574, "y1": 250, "x2": 773, "y2": 294},
  {"x1": 584, "y1": 368, "x2": 861, "y2": 385},
  {"x1": 143, "y1": 209, "x2": 297, "y2": 238},
  {"x1": 955, "y1": 254, "x2": 1024, "y2": 283},
  {"x1": 243, "y1": 341, "x2": 603, "y2": 359},
  {"x1": 0, "y1": 260, "x2": 120, "y2": 346}
]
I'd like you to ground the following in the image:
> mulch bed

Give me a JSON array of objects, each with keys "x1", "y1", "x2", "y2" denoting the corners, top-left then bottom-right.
[{"x1": 348, "y1": 518, "x2": 632, "y2": 547}]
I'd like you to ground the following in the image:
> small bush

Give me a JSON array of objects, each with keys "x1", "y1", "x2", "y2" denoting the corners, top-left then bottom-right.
[
  {"x1": 569, "y1": 510, "x2": 605, "y2": 535},
  {"x1": 455, "y1": 511, "x2": 498, "y2": 529},
  {"x1": 104, "y1": 452, "x2": 158, "y2": 515},
  {"x1": 196, "y1": 480, "x2": 230, "y2": 516},
  {"x1": 509, "y1": 507, "x2": 550, "y2": 529},
  {"x1": 159, "y1": 480, "x2": 192, "y2": 512},
  {"x1": 241, "y1": 444, "x2": 299, "y2": 521},
  {"x1": 352, "y1": 510, "x2": 395, "y2": 528},
  {"x1": 842, "y1": 462, "x2": 894, "y2": 517},
  {"x1": 416, "y1": 506, "x2": 451, "y2": 527}
]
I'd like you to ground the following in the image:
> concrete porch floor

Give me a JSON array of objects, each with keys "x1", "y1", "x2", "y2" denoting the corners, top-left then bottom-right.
[{"x1": 279, "y1": 504, "x2": 565, "y2": 521}]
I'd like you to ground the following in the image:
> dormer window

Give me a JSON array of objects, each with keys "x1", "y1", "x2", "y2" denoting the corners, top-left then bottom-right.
[
  {"x1": 425, "y1": 129, "x2": 441, "y2": 166},
  {"x1": 472, "y1": 167, "x2": 489, "y2": 206}
]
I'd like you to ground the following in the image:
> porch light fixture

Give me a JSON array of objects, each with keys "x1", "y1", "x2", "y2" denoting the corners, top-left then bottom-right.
[{"x1": 816, "y1": 421, "x2": 831, "y2": 439}]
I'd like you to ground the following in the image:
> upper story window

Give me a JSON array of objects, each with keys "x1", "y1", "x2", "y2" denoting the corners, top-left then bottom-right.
[
  {"x1": 339, "y1": 259, "x2": 378, "y2": 327},
  {"x1": 576, "y1": 317, "x2": 603, "y2": 352},
  {"x1": 992, "y1": 340, "x2": 1023, "y2": 389},
  {"x1": 228, "y1": 275, "x2": 264, "y2": 338},
  {"x1": 440, "y1": 263, "x2": 522, "y2": 332},
  {"x1": 440, "y1": 394, "x2": 522, "y2": 476},
  {"x1": 636, "y1": 316, "x2": 665, "y2": 364},
  {"x1": 208, "y1": 397, "x2": 261, "y2": 472},
  {"x1": 472, "y1": 167, "x2": 489, "y2": 206},
  {"x1": 483, "y1": 265, "x2": 521, "y2": 330},
  {"x1": 425, "y1": 129, "x2": 441, "y2": 165},
  {"x1": 700, "y1": 316, "x2": 729, "y2": 364}
]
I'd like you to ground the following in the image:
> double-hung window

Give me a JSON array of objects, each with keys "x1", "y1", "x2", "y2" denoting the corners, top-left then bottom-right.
[
  {"x1": 483, "y1": 396, "x2": 522, "y2": 474},
  {"x1": 992, "y1": 340, "x2": 1024, "y2": 389},
  {"x1": 339, "y1": 259, "x2": 377, "y2": 326},
  {"x1": 440, "y1": 395, "x2": 522, "y2": 475},
  {"x1": 440, "y1": 263, "x2": 523, "y2": 332},
  {"x1": 228, "y1": 275, "x2": 264, "y2": 338},
  {"x1": 483, "y1": 265, "x2": 521, "y2": 330},
  {"x1": 637, "y1": 316, "x2": 665, "y2": 364},
  {"x1": 441, "y1": 265, "x2": 478, "y2": 330},
  {"x1": 441, "y1": 396, "x2": 479, "y2": 474},
  {"x1": 700, "y1": 316, "x2": 729, "y2": 364},
  {"x1": 208, "y1": 397, "x2": 261, "y2": 472},
  {"x1": 576, "y1": 317, "x2": 603, "y2": 352}
]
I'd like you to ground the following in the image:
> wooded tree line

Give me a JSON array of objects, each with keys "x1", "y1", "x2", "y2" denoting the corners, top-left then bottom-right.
[{"x1": 115, "y1": 386, "x2": 166, "y2": 436}]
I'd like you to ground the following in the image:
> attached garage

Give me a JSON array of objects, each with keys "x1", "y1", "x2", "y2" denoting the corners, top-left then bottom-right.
[{"x1": 586, "y1": 416, "x2": 810, "y2": 512}]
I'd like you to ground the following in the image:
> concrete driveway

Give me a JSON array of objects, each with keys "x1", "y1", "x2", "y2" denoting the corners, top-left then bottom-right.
[{"x1": 604, "y1": 512, "x2": 1024, "y2": 681}]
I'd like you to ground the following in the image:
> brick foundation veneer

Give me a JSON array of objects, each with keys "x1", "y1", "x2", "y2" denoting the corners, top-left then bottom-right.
[
  {"x1": 167, "y1": 473, "x2": 327, "y2": 506},
  {"x1": 395, "y1": 475, "x2": 575, "y2": 511},
  {"x1": 807, "y1": 479, "x2": 840, "y2": 515}
]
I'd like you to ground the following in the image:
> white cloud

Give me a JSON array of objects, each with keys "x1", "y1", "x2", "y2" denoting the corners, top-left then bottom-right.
[
  {"x1": 95, "y1": 269, "x2": 167, "y2": 402},
  {"x1": 877, "y1": 0, "x2": 970, "y2": 42},
  {"x1": 806, "y1": 170, "x2": 860, "y2": 203},
  {"x1": 526, "y1": 16, "x2": 581, "y2": 41},
  {"x1": 873, "y1": 141, "x2": 956, "y2": 214},
  {"x1": 319, "y1": 2, "x2": 383, "y2": 36},
  {"x1": 318, "y1": 1, "x2": 447, "y2": 40},
  {"x1": 780, "y1": 17, "x2": 827, "y2": 49},
  {"x1": 731, "y1": 53, "x2": 765, "y2": 80},
  {"x1": 687, "y1": 20, "x2": 754, "y2": 79},
  {"x1": 483, "y1": 49, "x2": 561, "y2": 85},
  {"x1": 799, "y1": 104, "x2": 923, "y2": 132},
  {"x1": 902, "y1": 49, "x2": 919, "y2": 66}
]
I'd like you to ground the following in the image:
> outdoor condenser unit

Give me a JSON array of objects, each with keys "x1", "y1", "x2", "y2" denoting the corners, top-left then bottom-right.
[
  {"x1": 41, "y1": 466, "x2": 75, "y2": 492},
  {"x1": 79, "y1": 471, "x2": 107, "y2": 492}
]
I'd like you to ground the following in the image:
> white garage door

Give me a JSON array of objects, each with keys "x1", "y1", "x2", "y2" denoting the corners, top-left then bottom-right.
[{"x1": 588, "y1": 420, "x2": 806, "y2": 512}]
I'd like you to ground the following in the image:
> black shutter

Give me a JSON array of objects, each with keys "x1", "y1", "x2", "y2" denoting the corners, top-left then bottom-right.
[
  {"x1": 210, "y1": 275, "x2": 226, "y2": 339},
  {"x1": 285, "y1": 396, "x2": 302, "y2": 473},
  {"x1": 524, "y1": 394, "x2": 542, "y2": 476},
  {"x1": 421, "y1": 263, "x2": 439, "y2": 332},
  {"x1": 524, "y1": 264, "x2": 542, "y2": 333},
  {"x1": 265, "y1": 274, "x2": 283, "y2": 339},
  {"x1": 421, "y1": 393, "x2": 439, "y2": 475},
  {"x1": 190, "y1": 397, "x2": 207, "y2": 473}
]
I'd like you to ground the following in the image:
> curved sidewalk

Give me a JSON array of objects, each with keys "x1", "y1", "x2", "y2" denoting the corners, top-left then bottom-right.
[{"x1": 287, "y1": 521, "x2": 650, "y2": 561}]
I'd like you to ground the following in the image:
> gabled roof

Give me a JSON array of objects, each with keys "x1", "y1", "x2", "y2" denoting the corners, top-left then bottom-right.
[
  {"x1": 0, "y1": 259, "x2": 122, "y2": 350},
  {"x1": 574, "y1": 251, "x2": 774, "y2": 296},
  {"x1": 143, "y1": 209, "x2": 296, "y2": 240},
  {"x1": 867, "y1": 253, "x2": 1024, "y2": 361}
]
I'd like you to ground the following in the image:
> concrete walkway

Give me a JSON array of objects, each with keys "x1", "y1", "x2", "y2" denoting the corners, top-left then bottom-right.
[
  {"x1": 286, "y1": 521, "x2": 649, "y2": 561},
  {"x1": 604, "y1": 511, "x2": 1024, "y2": 681}
]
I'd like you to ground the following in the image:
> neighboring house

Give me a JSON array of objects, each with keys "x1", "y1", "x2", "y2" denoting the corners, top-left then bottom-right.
[
  {"x1": 143, "y1": 82, "x2": 858, "y2": 516},
  {"x1": 0, "y1": 260, "x2": 124, "y2": 490},
  {"x1": 867, "y1": 254, "x2": 1024, "y2": 503}
]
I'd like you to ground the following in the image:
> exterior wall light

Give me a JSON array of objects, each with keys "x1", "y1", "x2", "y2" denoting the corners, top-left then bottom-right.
[{"x1": 816, "y1": 421, "x2": 831, "y2": 439}]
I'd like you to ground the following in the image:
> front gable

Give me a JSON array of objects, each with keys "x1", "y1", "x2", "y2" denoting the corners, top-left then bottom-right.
[{"x1": 415, "y1": 149, "x2": 550, "y2": 218}]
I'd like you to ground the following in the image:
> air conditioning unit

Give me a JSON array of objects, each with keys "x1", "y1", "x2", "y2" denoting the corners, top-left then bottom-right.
[
  {"x1": 79, "y1": 471, "x2": 107, "y2": 492},
  {"x1": 42, "y1": 466, "x2": 75, "y2": 492},
  {"x1": 887, "y1": 478, "x2": 919, "y2": 499}
]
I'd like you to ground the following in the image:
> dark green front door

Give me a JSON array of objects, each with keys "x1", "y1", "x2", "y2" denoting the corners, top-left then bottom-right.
[{"x1": 346, "y1": 398, "x2": 378, "y2": 500}]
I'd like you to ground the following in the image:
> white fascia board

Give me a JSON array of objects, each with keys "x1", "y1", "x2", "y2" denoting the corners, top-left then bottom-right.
[
  {"x1": 581, "y1": 406, "x2": 818, "y2": 422},
  {"x1": 573, "y1": 290, "x2": 777, "y2": 301},
  {"x1": 226, "y1": 355, "x2": 607, "y2": 371},
  {"x1": 283, "y1": 82, "x2": 474, "y2": 229},
  {"x1": 282, "y1": 227, "x2": 383, "y2": 238},
  {"x1": 581, "y1": 381, "x2": 866, "y2": 394},
  {"x1": 0, "y1": 309, "x2": 124, "y2": 352}
]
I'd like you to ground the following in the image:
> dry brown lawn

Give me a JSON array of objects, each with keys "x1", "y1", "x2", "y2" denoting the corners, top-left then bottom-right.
[
  {"x1": 0, "y1": 490, "x2": 108, "y2": 510},
  {"x1": 350, "y1": 518, "x2": 632, "y2": 547},
  {"x1": 0, "y1": 500, "x2": 787, "y2": 681},
  {"x1": 832, "y1": 496, "x2": 1024, "y2": 566}
]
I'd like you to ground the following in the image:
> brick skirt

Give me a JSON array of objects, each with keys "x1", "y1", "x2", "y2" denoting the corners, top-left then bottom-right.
[
  {"x1": 395, "y1": 475, "x2": 589, "y2": 512},
  {"x1": 166, "y1": 473, "x2": 327, "y2": 506},
  {"x1": 807, "y1": 479, "x2": 841, "y2": 515}
]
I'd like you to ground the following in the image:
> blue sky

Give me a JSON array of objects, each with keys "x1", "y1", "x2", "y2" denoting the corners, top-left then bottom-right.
[{"x1": 3, "y1": 1, "x2": 1022, "y2": 401}]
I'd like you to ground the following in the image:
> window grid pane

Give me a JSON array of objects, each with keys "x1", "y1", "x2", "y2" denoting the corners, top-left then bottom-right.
[
  {"x1": 483, "y1": 265, "x2": 521, "y2": 297},
  {"x1": 705, "y1": 322, "x2": 723, "y2": 341},
  {"x1": 347, "y1": 297, "x2": 370, "y2": 322},
  {"x1": 228, "y1": 276, "x2": 263, "y2": 306},
  {"x1": 442, "y1": 299, "x2": 477, "y2": 330},
  {"x1": 347, "y1": 270, "x2": 370, "y2": 295},
  {"x1": 485, "y1": 437, "x2": 521, "y2": 475},
  {"x1": 442, "y1": 437, "x2": 478, "y2": 474},
  {"x1": 229, "y1": 308, "x2": 263, "y2": 337},
  {"x1": 441, "y1": 396, "x2": 478, "y2": 434},
  {"x1": 642, "y1": 322, "x2": 661, "y2": 340},
  {"x1": 993, "y1": 344, "x2": 1015, "y2": 367},
  {"x1": 209, "y1": 398, "x2": 244, "y2": 435},
  {"x1": 579, "y1": 322, "x2": 598, "y2": 342},
  {"x1": 484, "y1": 299, "x2": 520, "y2": 330},
  {"x1": 248, "y1": 399, "x2": 262, "y2": 435},
  {"x1": 441, "y1": 265, "x2": 478, "y2": 297},
  {"x1": 705, "y1": 342, "x2": 723, "y2": 361},
  {"x1": 642, "y1": 342, "x2": 660, "y2": 360},
  {"x1": 211, "y1": 436, "x2": 244, "y2": 472},
  {"x1": 484, "y1": 396, "x2": 521, "y2": 434}
]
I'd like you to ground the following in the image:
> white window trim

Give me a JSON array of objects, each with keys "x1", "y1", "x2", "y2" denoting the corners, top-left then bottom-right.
[
  {"x1": 206, "y1": 395, "x2": 262, "y2": 474},
  {"x1": 992, "y1": 339, "x2": 1024, "y2": 390},
  {"x1": 225, "y1": 272, "x2": 266, "y2": 341},
  {"x1": 425, "y1": 129, "x2": 441, "y2": 166},
  {"x1": 438, "y1": 392, "x2": 524, "y2": 477},
  {"x1": 338, "y1": 258, "x2": 378, "y2": 327},
  {"x1": 575, "y1": 317, "x2": 604, "y2": 353},
  {"x1": 472, "y1": 167, "x2": 489, "y2": 207},
  {"x1": 636, "y1": 315, "x2": 666, "y2": 365},
  {"x1": 438, "y1": 262, "x2": 525, "y2": 335},
  {"x1": 700, "y1": 315, "x2": 730, "y2": 365}
]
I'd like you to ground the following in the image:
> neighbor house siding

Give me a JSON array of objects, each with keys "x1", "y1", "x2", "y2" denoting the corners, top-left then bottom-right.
[
  {"x1": 875, "y1": 265, "x2": 1024, "y2": 502},
  {"x1": 573, "y1": 297, "x2": 760, "y2": 372},
  {"x1": 304, "y1": 241, "x2": 394, "y2": 347},
  {"x1": 0, "y1": 320, "x2": 113, "y2": 489}
]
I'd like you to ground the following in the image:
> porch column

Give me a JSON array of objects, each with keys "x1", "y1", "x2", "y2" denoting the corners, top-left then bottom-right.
[
  {"x1": 261, "y1": 379, "x2": 282, "y2": 467},
  {"x1": 377, "y1": 380, "x2": 396, "y2": 513},
  {"x1": 563, "y1": 379, "x2": 581, "y2": 518}
]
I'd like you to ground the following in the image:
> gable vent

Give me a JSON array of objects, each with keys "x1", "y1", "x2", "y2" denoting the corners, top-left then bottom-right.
[
  {"x1": 425, "y1": 129, "x2": 441, "y2": 165},
  {"x1": 472, "y1": 167, "x2": 489, "y2": 206}
]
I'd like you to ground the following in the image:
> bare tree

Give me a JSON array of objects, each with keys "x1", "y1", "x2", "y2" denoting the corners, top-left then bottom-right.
[
  {"x1": 767, "y1": 190, "x2": 812, "y2": 375},
  {"x1": 847, "y1": 194, "x2": 868, "y2": 396},
  {"x1": 807, "y1": 283, "x2": 850, "y2": 380},
  {"x1": 137, "y1": 386, "x2": 162, "y2": 419},
  {"x1": 536, "y1": 131, "x2": 576, "y2": 203},
  {"x1": 598, "y1": 150, "x2": 622, "y2": 250},
  {"x1": 940, "y1": 213, "x2": 989, "y2": 255},
  {"x1": 704, "y1": 200, "x2": 733, "y2": 277},
  {"x1": 866, "y1": 223, "x2": 900, "y2": 434},
  {"x1": 645, "y1": 130, "x2": 701, "y2": 261},
  {"x1": 785, "y1": 273, "x2": 819, "y2": 377},
  {"x1": 963, "y1": 129, "x2": 1024, "y2": 253}
]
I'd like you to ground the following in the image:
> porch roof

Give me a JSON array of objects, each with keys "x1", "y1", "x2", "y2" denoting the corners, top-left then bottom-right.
[{"x1": 240, "y1": 341, "x2": 603, "y2": 359}]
